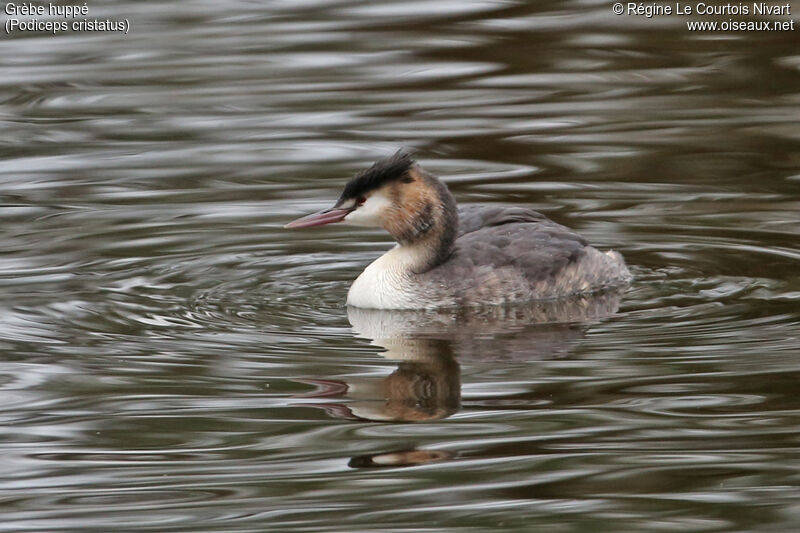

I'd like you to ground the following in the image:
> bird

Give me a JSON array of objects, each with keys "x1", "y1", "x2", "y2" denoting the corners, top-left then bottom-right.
[{"x1": 285, "y1": 150, "x2": 631, "y2": 310}]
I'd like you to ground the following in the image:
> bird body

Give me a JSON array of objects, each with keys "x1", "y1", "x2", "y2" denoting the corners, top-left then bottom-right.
[{"x1": 286, "y1": 151, "x2": 631, "y2": 310}]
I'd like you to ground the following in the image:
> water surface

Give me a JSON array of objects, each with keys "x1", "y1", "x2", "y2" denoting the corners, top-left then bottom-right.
[{"x1": 1, "y1": 1, "x2": 799, "y2": 531}]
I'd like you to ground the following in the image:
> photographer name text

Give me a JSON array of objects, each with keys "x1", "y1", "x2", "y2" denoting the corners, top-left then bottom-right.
[{"x1": 612, "y1": 2, "x2": 795, "y2": 31}]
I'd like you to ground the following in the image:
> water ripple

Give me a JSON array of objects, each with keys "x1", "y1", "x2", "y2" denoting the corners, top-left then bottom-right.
[{"x1": 0, "y1": 0, "x2": 798, "y2": 531}]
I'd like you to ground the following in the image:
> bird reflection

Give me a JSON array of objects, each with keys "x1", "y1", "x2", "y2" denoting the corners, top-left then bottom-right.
[
  {"x1": 294, "y1": 290, "x2": 625, "y2": 468},
  {"x1": 297, "y1": 338, "x2": 460, "y2": 423},
  {"x1": 348, "y1": 448, "x2": 456, "y2": 468},
  {"x1": 296, "y1": 290, "x2": 624, "y2": 423}
]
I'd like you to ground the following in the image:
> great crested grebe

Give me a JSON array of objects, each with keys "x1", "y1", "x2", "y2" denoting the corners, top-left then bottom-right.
[{"x1": 285, "y1": 151, "x2": 631, "y2": 310}]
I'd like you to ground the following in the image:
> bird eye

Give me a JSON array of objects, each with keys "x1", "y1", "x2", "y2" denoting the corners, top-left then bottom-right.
[{"x1": 356, "y1": 196, "x2": 366, "y2": 206}]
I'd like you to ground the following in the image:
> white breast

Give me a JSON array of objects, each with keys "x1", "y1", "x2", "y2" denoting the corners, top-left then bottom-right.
[{"x1": 346, "y1": 245, "x2": 427, "y2": 309}]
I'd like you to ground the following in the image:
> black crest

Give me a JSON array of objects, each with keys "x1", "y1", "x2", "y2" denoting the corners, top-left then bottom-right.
[{"x1": 339, "y1": 150, "x2": 415, "y2": 201}]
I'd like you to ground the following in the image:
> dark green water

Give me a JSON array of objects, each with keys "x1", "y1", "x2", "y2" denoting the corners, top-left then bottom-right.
[{"x1": 1, "y1": 1, "x2": 799, "y2": 531}]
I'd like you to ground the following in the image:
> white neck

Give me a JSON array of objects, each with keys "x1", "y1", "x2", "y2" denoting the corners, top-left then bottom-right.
[{"x1": 346, "y1": 243, "x2": 431, "y2": 309}]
